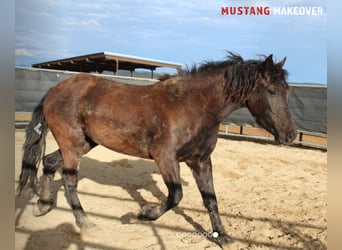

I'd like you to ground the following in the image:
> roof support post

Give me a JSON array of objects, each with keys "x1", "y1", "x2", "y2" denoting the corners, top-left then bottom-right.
[
  {"x1": 114, "y1": 59, "x2": 119, "y2": 75},
  {"x1": 151, "y1": 69, "x2": 154, "y2": 79}
]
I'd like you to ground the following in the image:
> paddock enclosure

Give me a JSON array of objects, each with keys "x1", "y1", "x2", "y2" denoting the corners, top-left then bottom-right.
[{"x1": 15, "y1": 67, "x2": 327, "y2": 249}]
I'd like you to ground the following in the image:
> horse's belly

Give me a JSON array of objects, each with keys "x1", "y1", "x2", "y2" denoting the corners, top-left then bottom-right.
[{"x1": 86, "y1": 123, "x2": 153, "y2": 159}]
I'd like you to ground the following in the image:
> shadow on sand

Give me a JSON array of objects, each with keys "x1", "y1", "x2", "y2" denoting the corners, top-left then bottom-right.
[{"x1": 16, "y1": 156, "x2": 327, "y2": 250}]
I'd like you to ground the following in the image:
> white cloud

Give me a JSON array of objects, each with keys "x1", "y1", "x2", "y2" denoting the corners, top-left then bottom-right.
[
  {"x1": 15, "y1": 48, "x2": 34, "y2": 57},
  {"x1": 81, "y1": 19, "x2": 100, "y2": 27}
]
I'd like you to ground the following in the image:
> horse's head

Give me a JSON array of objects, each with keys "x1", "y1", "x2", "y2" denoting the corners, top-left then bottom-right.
[{"x1": 246, "y1": 55, "x2": 297, "y2": 145}]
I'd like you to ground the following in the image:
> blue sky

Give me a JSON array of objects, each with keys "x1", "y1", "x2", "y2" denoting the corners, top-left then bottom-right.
[{"x1": 15, "y1": 0, "x2": 327, "y2": 84}]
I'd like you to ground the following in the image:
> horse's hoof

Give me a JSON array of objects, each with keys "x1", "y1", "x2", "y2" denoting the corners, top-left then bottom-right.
[
  {"x1": 138, "y1": 204, "x2": 162, "y2": 221},
  {"x1": 79, "y1": 217, "x2": 96, "y2": 229},
  {"x1": 216, "y1": 233, "x2": 248, "y2": 250},
  {"x1": 32, "y1": 199, "x2": 54, "y2": 216},
  {"x1": 220, "y1": 241, "x2": 249, "y2": 250},
  {"x1": 79, "y1": 217, "x2": 97, "y2": 236},
  {"x1": 216, "y1": 233, "x2": 234, "y2": 245}
]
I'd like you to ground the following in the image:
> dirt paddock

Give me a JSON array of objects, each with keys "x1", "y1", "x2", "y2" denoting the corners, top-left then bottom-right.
[{"x1": 15, "y1": 130, "x2": 327, "y2": 250}]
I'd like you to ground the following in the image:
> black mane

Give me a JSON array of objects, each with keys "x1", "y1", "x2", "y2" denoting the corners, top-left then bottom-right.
[
  {"x1": 159, "y1": 52, "x2": 288, "y2": 103},
  {"x1": 178, "y1": 52, "x2": 259, "y2": 75}
]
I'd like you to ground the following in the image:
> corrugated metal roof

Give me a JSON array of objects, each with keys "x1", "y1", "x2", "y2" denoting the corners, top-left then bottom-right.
[{"x1": 32, "y1": 52, "x2": 182, "y2": 74}]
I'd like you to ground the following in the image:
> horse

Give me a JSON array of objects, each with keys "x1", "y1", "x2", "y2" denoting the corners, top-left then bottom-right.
[{"x1": 17, "y1": 52, "x2": 296, "y2": 247}]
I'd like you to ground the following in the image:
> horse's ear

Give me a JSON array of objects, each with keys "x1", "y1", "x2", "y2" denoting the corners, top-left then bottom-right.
[
  {"x1": 276, "y1": 57, "x2": 286, "y2": 68},
  {"x1": 260, "y1": 54, "x2": 274, "y2": 75},
  {"x1": 264, "y1": 54, "x2": 273, "y2": 68}
]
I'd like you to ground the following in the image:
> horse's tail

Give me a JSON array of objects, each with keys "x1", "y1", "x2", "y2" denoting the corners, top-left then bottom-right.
[{"x1": 16, "y1": 95, "x2": 49, "y2": 196}]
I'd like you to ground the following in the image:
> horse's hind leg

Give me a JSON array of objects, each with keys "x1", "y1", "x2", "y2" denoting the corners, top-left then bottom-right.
[
  {"x1": 186, "y1": 156, "x2": 233, "y2": 246},
  {"x1": 60, "y1": 156, "x2": 93, "y2": 230},
  {"x1": 57, "y1": 135, "x2": 96, "y2": 230},
  {"x1": 33, "y1": 149, "x2": 63, "y2": 216}
]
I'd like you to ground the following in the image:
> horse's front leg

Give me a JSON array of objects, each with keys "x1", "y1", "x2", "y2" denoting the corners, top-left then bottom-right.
[
  {"x1": 186, "y1": 156, "x2": 234, "y2": 246},
  {"x1": 138, "y1": 154, "x2": 183, "y2": 220}
]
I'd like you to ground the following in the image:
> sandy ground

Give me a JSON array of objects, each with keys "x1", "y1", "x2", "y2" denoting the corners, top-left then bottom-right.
[{"x1": 15, "y1": 130, "x2": 327, "y2": 250}]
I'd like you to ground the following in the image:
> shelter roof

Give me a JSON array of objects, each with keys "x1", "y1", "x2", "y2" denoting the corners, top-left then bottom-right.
[{"x1": 32, "y1": 52, "x2": 182, "y2": 74}]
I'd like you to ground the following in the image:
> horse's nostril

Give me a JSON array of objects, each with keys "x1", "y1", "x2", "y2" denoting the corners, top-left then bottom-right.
[{"x1": 286, "y1": 132, "x2": 296, "y2": 143}]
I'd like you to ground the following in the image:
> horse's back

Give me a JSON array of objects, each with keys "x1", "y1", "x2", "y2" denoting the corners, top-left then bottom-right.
[
  {"x1": 44, "y1": 73, "x2": 97, "y2": 112},
  {"x1": 43, "y1": 73, "x2": 137, "y2": 117}
]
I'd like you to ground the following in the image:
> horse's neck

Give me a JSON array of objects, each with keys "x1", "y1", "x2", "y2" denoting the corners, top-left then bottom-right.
[
  {"x1": 215, "y1": 80, "x2": 251, "y2": 122},
  {"x1": 162, "y1": 73, "x2": 246, "y2": 122},
  {"x1": 216, "y1": 102, "x2": 243, "y2": 122},
  {"x1": 186, "y1": 73, "x2": 243, "y2": 122}
]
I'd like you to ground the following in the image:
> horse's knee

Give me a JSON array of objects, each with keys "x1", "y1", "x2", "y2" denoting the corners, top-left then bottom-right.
[
  {"x1": 202, "y1": 192, "x2": 218, "y2": 211},
  {"x1": 169, "y1": 183, "x2": 183, "y2": 207},
  {"x1": 175, "y1": 188, "x2": 183, "y2": 205},
  {"x1": 206, "y1": 197, "x2": 218, "y2": 211}
]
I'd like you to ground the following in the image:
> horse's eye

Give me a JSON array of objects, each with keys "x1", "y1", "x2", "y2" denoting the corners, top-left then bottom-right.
[{"x1": 267, "y1": 89, "x2": 277, "y2": 96}]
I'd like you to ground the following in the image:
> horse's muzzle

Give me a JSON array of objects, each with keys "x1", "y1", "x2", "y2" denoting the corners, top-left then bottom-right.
[
  {"x1": 285, "y1": 130, "x2": 297, "y2": 144},
  {"x1": 277, "y1": 130, "x2": 297, "y2": 145}
]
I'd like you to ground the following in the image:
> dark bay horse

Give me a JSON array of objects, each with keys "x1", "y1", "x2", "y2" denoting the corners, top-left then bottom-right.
[{"x1": 17, "y1": 53, "x2": 296, "y2": 247}]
